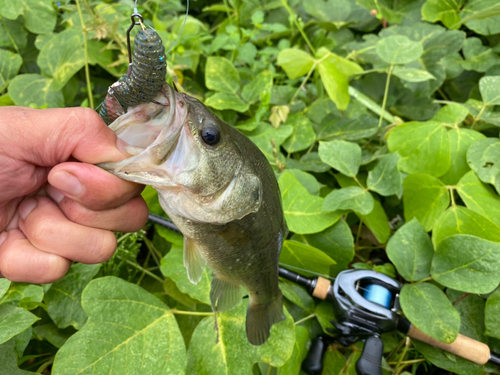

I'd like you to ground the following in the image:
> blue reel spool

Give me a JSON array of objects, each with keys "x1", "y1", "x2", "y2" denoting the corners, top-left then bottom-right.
[{"x1": 363, "y1": 284, "x2": 392, "y2": 308}]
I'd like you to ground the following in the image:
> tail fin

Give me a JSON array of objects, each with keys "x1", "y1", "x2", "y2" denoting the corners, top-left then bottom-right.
[{"x1": 246, "y1": 291, "x2": 285, "y2": 346}]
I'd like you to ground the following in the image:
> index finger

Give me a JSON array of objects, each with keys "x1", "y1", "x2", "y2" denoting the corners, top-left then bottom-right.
[{"x1": 5, "y1": 106, "x2": 128, "y2": 166}]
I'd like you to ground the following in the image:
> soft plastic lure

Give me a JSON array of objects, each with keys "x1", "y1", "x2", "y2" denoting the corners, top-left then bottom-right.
[{"x1": 98, "y1": 14, "x2": 166, "y2": 125}]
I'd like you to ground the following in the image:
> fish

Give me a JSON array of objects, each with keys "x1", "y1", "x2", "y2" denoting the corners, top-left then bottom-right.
[{"x1": 98, "y1": 83, "x2": 287, "y2": 345}]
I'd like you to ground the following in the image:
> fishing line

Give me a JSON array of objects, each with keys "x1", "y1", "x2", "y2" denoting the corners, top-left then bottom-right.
[
  {"x1": 165, "y1": 0, "x2": 190, "y2": 55},
  {"x1": 132, "y1": 0, "x2": 190, "y2": 55}
]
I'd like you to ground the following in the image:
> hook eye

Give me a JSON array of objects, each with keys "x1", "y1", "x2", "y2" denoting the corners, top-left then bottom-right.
[{"x1": 126, "y1": 13, "x2": 145, "y2": 65}]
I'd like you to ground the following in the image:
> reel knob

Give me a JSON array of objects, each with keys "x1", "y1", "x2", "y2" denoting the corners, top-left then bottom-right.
[
  {"x1": 301, "y1": 336, "x2": 326, "y2": 375},
  {"x1": 356, "y1": 335, "x2": 384, "y2": 375}
]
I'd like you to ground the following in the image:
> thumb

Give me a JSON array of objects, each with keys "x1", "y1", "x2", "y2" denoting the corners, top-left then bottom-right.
[{"x1": 8, "y1": 107, "x2": 128, "y2": 166}]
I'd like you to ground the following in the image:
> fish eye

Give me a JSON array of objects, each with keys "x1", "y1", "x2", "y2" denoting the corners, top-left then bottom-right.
[{"x1": 201, "y1": 127, "x2": 220, "y2": 145}]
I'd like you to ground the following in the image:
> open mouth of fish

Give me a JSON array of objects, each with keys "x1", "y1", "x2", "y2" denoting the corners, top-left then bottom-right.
[{"x1": 98, "y1": 84, "x2": 196, "y2": 188}]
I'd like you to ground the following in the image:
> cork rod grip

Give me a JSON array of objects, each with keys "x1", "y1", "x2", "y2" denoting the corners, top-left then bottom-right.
[
  {"x1": 312, "y1": 277, "x2": 331, "y2": 300},
  {"x1": 407, "y1": 326, "x2": 491, "y2": 365}
]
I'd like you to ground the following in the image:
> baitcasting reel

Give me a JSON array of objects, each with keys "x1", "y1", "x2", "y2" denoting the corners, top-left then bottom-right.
[{"x1": 278, "y1": 267, "x2": 500, "y2": 375}]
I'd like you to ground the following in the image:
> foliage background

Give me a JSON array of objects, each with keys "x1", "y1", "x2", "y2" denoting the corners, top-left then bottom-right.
[{"x1": 1, "y1": 0, "x2": 500, "y2": 374}]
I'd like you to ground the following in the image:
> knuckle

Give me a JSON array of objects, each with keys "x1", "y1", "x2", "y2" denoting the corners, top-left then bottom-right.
[{"x1": 87, "y1": 231, "x2": 117, "y2": 264}]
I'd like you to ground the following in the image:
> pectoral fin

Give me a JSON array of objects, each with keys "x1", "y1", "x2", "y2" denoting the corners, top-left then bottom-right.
[
  {"x1": 210, "y1": 275, "x2": 242, "y2": 312},
  {"x1": 184, "y1": 238, "x2": 207, "y2": 284}
]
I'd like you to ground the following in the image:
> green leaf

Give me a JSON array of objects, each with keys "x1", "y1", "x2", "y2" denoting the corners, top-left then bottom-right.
[
  {"x1": 241, "y1": 70, "x2": 273, "y2": 103},
  {"x1": 432, "y1": 103, "x2": 469, "y2": 126},
  {"x1": 485, "y1": 289, "x2": 500, "y2": 339},
  {"x1": 285, "y1": 152, "x2": 330, "y2": 173},
  {"x1": 322, "y1": 348, "x2": 347, "y2": 375},
  {"x1": 205, "y1": 56, "x2": 240, "y2": 93},
  {"x1": 186, "y1": 301, "x2": 294, "y2": 375},
  {"x1": 317, "y1": 58, "x2": 350, "y2": 110},
  {"x1": 386, "y1": 218, "x2": 434, "y2": 282},
  {"x1": 376, "y1": 35, "x2": 423, "y2": 65},
  {"x1": 281, "y1": 169, "x2": 322, "y2": 195},
  {"x1": 421, "y1": 0, "x2": 464, "y2": 29},
  {"x1": 400, "y1": 283, "x2": 460, "y2": 343},
  {"x1": 315, "y1": 115, "x2": 379, "y2": 142},
  {"x1": 367, "y1": 152, "x2": 402, "y2": 196},
  {"x1": 0, "y1": 346, "x2": 33, "y2": 375},
  {"x1": 431, "y1": 234, "x2": 500, "y2": 294},
  {"x1": 0, "y1": 19, "x2": 27, "y2": 50},
  {"x1": 87, "y1": 41, "x2": 121, "y2": 77},
  {"x1": 318, "y1": 140, "x2": 361, "y2": 177},
  {"x1": 279, "y1": 280, "x2": 314, "y2": 313},
  {"x1": 357, "y1": 0, "x2": 424, "y2": 23},
  {"x1": 315, "y1": 300, "x2": 335, "y2": 334},
  {"x1": 303, "y1": 0, "x2": 352, "y2": 24},
  {"x1": 204, "y1": 93, "x2": 249, "y2": 112},
  {"x1": 52, "y1": 277, "x2": 186, "y2": 375},
  {"x1": 9, "y1": 74, "x2": 64, "y2": 108},
  {"x1": 440, "y1": 128, "x2": 485, "y2": 185},
  {"x1": 37, "y1": 29, "x2": 85, "y2": 90},
  {"x1": 457, "y1": 171, "x2": 500, "y2": 227},
  {"x1": 336, "y1": 174, "x2": 391, "y2": 243},
  {"x1": 467, "y1": 138, "x2": 500, "y2": 193},
  {"x1": 0, "y1": 283, "x2": 43, "y2": 310},
  {"x1": 0, "y1": 49, "x2": 22, "y2": 92},
  {"x1": 277, "y1": 325, "x2": 309, "y2": 375},
  {"x1": 160, "y1": 244, "x2": 211, "y2": 305},
  {"x1": 22, "y1": 0, "x2": 57, "y2": 34},
  {"x1": 282, "y1": 115, "x2": 316, "y2": 153},
  {"x1": 323, "y1": 187, "x2": 374, "y2": 215},
  {"x1": 279, "y1": 173, "x2": 340, "y2": 234},
  {"x1": 460, "y1": 0, "x2": 500, "y2": 35},
  {"x1": 0, "y1": 304, "x2": 39, "y2": 345},
  {"x1": 156, "y1": 223, "x2": 184, "y2": 246},
  {"x1": 447, "y1": 289, "x2": 486, "y2": 341},
  {"x1": 433, "y1": 206, "x2": 500, "y2": 248},
  {"x1": 393, "y1": 66, "x2": 436, "y2": 82},
  {"x1": 316, "y1": 48, "x2": 363, "y2": 78},
  {"x1": 461, "y1": 37, "x2": 500, "y2": 72},
  {"x1": 387, "y1": 121, "x2": 450, "y2": 177},
  {"x1": 277, "y1": 49, "x2": 314, "y2": 80},
  {"x1": 292, "y1": 220, "x2": 354, "y2": 276},
  {"x1": 403, "y1": 174, "x2": 450, "y2": 232},
  {"x1": 479, "y1": 76, "x2": 500, "y2": 105},
  {"x1": 0, "y1": 0, "x2": 23, "y2": 19},
  {"x1": 45, "y1": 263, "x2": 100, "y2": 330},
  {"x1": 280, "y1": 240, "x2": 336, "y2": 278},
  {"x1": 245, "y1": 123, "x2": 293, "y2": 164},
  {"x1": 0, "y1": 279, "x2": 10, "y2": 300},
  {"x1": 33, "y1": 323, "x2": 74, "y2": 349}
]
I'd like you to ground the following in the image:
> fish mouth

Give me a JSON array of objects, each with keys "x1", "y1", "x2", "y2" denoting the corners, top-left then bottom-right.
[{"x1": 98, "y1": 84, "x2": 191, "y2": 187}]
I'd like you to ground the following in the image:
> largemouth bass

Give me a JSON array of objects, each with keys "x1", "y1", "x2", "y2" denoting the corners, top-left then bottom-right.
[{"x1": 99, "y1": 84, "x2": 287, "y2": 345}]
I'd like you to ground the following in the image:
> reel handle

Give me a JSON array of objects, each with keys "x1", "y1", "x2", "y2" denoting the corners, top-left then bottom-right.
[
  {"x1": 356, "y1": 336, "x2": 383, "y2": 375},
  {"x1": 407, "y1": 326, "x2": 491, "y2": 365},
  {"x1": 301, "y1": 336, "x2": 326, "y2": 375}
]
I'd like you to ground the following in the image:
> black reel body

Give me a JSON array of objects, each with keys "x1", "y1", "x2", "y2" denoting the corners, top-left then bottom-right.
[{"x1": 330, "y1": 270, "x2": 402, "y2": 346}]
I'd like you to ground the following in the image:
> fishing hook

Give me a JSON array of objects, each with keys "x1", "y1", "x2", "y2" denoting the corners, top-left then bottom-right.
[{"x1": 126, "y1": 13, "x2": 145, "y2": 74}]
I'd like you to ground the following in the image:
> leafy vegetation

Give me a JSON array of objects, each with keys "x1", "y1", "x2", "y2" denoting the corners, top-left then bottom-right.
[{"x1": 2, "y1": 0, "x2": 500, "y2": 374}]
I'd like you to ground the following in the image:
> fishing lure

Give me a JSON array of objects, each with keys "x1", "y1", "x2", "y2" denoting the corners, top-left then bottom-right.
[{"x1": 99, "y1": 13, "x2": 166, "y2": 125}]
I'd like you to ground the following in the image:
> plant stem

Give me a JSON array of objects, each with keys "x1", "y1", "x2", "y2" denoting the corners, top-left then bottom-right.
[
  {"x1": 118, "y1": 257, "x2": 164, "y2": 283},
  {"x1": 290, "y1": 63, "x2": 316, "y2": 103},
  {"x1": 353, "y1": 175, "x2": 366, "y2": 190},
  {"x1": 76, "y1": 0, "x2": 94, "y2": 108},
  {"x1": 471, "y1": 104, "x2": 487, "y2": 129},
  {"x1": 170, "y1": 309, "x2": 214, "y2": 316},
  {"x1": 348, "y1": 86, "x2": 399, "y2": 125},
  {"x1": 280, "y1": 0, "x2": 316, "y2": 54},
  {"x1": 394, "y1": 337, "x2": 410, "y2": 375},
  {"x1": 377, "y1": 64, "x2": 394, "y2": 129},
  {"x1": 294, "y1": 313, "x2": 316, "y2": 325}
]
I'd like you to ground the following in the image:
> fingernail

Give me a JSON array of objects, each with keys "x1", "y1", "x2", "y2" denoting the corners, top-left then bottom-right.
[
  {"x1": 19, "y1": 198, "x2": 38, "y2": 220},
  {"x1": 46, "y1": 185, "x2": 64, "y2": 203},
  {"x1": 51, "y1": 171, "x2": 83, "y2": 196},
  {"x1": 116, "y1": 137, "x2": 131, "y2": 157},
  {"x1": 0, "y1": 232, "x2": 7, "y2": 248}
]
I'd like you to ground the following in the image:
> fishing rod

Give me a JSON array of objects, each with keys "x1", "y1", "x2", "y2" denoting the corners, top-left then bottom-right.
[{"x1": 148, "y1": 213, "x2": 500, "y2": 374}]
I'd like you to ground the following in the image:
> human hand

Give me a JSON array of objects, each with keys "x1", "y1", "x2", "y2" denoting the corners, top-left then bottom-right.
[{"x1": 0, "y1": 107, "x2": 149, "y2": 284}]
